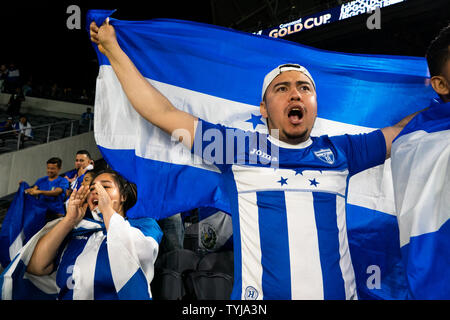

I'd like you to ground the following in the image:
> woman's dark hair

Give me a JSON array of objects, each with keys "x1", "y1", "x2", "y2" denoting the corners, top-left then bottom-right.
[{"x1": 91, "y1": 168, "x2": 137, "y2": 214}]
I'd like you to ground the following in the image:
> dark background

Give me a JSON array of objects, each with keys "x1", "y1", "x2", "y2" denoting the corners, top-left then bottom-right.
[{"x1": 0, "y1": 0, "x2": 449, "y2": 99}]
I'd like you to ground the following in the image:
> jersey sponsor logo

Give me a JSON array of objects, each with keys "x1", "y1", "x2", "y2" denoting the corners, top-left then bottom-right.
[
  {"x1": 313, "y1": 148, "x2": 335, "y2": 164},
  {"x1": 249, "y1": 148, "x2": 279, "y2": 162},
  {"x1": 244, "y1": 286, "x2": 259, "y2": 300}
]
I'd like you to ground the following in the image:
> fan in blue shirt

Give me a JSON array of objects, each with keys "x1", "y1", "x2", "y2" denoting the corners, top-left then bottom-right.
[{"x1": 25, "y1": 157, "x2": 69, "y2": 216}]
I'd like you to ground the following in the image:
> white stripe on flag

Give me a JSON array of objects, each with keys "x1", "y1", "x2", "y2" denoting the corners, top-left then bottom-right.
[
  {"x1": 392, "y1": 129, "x2": 450, "y2": 246},
  {"x1": 9, "y1": 230, "x2": 25, "y2": 262},
  {"x1": 72, "y1": 232, "x2": 105, "y2": 300},
  {"x1": 107, "y1": 214, "x2": 158, "y2": 296}
]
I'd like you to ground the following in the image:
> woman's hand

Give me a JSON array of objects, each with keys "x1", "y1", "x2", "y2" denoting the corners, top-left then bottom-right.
[
  {"x1": 94, "y1": 182, "x2": 118, "y2": 230},
  {"x1": 65, "y1": 185, "x2": 89, "y2": 227},
  {"x1": 90, "y1": 18, "x2": 119, "y2": 56}
]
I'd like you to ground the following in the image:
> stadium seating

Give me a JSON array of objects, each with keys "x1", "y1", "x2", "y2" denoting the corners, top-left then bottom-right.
[
  {"x1": 152, "y1": 249, "x2": 234, "y2": 300},
  {"x1": 0, "y1": 106, "x2": 92, "y2": 154}
]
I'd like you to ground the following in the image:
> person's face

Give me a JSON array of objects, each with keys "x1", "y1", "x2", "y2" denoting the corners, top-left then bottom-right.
[
  {"x1": 260, "y1": 70, "x2": 317, "y2": 144},
  {"x1": 81, "y1": 173, "x2": 94, "y2": 187},
  {"x1": 87, "y1": 173, "x2": 124, "y2": 214},
  {"x1": 19, "y1": 117, "x2": 26, "y2": 124},
  {"x1": 47, "y1": 163, "x2": 60, "y2": 179},
  {"x1": 75, "y1": 154, "x2": 90, "y2": 170}
]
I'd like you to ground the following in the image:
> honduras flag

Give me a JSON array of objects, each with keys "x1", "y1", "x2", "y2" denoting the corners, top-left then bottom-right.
[
  {"x1": 391, "y1": 98, "x2": 450, "y2": 299},
  {"x1": 0, "y1": 182, "x2": 48, "y2": 269},
  {"x1": 87, "y1": 10, "x2": 435, "y2": 299}
]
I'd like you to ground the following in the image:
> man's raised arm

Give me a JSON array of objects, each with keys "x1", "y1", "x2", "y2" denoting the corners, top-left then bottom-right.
[{"x1": 90, "y1": 19, "x2": 197, "y2": 149}]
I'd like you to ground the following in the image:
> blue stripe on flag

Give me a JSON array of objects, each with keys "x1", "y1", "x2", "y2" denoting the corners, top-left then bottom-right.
[
  {"x1": 94, "y1": 239, "x2": 118, "y2": 300},
  {"x1": 97, "y1": 146, "x2": 230, "y2": 220},
  {"x1": 117, "y1": 269, "x2": 151, "y2": 300},
  {"x1": 128, "y1": 217, "x2": 163, "y2": 243},
  {"x1": 312, "y1": 192, "x2": 346, "y2": 300},
  {"x1": 256, "y1": 191, "x2": 291, "y2": 300},
  {"x1": 401, "y1": 219, "x2": 450, "y2": 299},
  {"x1": 56, "y1": 236, "x2": 91, "y2": 300},
  {"x1": 395, "y1": 99, "x2": 450, "y2": 141},
  {"x1": 87, "y1": 11, "x2": 433, "y2": 128},
  {"x1": 0, "y1": 182, "x2": 48, "y2": 268},
  {"x1": 346, "y1": 204, "x2": 407, "y2": 300}
]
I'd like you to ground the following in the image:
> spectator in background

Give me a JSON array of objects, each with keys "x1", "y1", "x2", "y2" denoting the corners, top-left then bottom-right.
[
  {"x1": 0, "y1": 64, "x2": 7, "y2": 92},
  {"x1": 24, "y1": 157, "x2": 69, "y2": 220},
  {"x1": 14, "y1": 115, "x2": 33, "y2": 146},
  {"x1": 65, "y1": 150, "x2": 94, "y2": 195},
  {"x1": 22, "y1": 79, "x2": 33, "y2": 97},
  {"x1": 0, "y1": 117, "x2": 14, "y2": 132},
  {"x1": 5, "y1": 63, "x2": 20, "y2": 93},
  {"x1": 80, "y1": 89, "x2": 89, "y2": 103},
  {"x1": 6, "y1": 87, "x2": 25, "y2": 116},
  {"x1": 80, "y1": 107, "x2": 94, "y2": 127},
  {"x1": 49, "y1": 83, "x2": 61, "y2": 100},
  {"x1": 63, "y1": 87, "x2": 74, "y2": 101}
]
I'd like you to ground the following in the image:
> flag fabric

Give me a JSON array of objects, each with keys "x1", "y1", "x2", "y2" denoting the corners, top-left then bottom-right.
[
  {"x1": 197, "y1": 207, "x2": 233, "y2": 253},
  {"x1": 87, "y1": 10, "x2": 435, "y2": 299},
  {"x1": 0, "y1": 214, "x2": 162, "y2": 300},
  {"x1": 391, "y1": 98, "x2": 450, "y2": 299},
  {"x1": 0, "y1": 182, "x2": 48, "y2": 269}
]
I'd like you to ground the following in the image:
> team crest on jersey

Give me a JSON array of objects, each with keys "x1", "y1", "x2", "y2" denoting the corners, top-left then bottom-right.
[
  {"x1": 313, "y1": 148, "x2": 335, "y2": 164},
  {"x1": 244, "y1": 286, "x2": 259, "y2": 300}
]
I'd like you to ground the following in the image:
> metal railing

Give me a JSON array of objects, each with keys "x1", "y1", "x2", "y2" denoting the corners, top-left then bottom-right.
[{"x1": 0, "y1": 119, "x2": 93, "y2": 152}]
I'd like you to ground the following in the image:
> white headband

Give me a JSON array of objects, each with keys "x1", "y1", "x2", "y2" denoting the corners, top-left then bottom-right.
[{"x1": 261, "y1": 64, "x2": 316, "y2": 100}]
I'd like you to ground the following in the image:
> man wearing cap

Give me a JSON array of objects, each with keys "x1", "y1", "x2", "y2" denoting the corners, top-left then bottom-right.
[{"x1": 90, "y1": 20, "x2": 420, "y2": 300}]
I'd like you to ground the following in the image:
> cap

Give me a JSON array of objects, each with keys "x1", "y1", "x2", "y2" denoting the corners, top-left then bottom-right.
[{"x1": 261, "y1": 63, "x2": 316, "y2": 100}]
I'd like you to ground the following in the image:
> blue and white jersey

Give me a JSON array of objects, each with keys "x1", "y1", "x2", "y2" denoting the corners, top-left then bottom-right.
[
  {"x1": 0, "y1": 213, "x2": 162, "y2": 300},
  {"x1": 193, "y1": 119, "x2": 386, "y2": 300}
]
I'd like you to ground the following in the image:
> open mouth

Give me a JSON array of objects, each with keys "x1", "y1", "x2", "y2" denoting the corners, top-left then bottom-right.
[{"x1": 287, "y1": 106, "x2": 304, "y2": 124}]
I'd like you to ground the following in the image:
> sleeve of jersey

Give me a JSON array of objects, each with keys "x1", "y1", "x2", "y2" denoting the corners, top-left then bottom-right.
[
  {"x1": 58, "y1": 178, "x2": 70, "y2": 192},
  {"x1": 106, "y1": 214, "x2": 162, "y2": 299},
  {"x1": 330, "y1": 129, "x2": 386, "y2": 176},
  {"x1": 33, "y1": 177, "x2": 46, "y2": 189},
  {"x1": 191, "y1": 118, "x2": 238, "y2": 172}
]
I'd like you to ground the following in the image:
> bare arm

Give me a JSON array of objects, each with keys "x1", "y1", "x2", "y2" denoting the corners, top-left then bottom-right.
[
  {"x1": 32, "y1": 187, "x2": 63, "y2": 197},
  {"x1": 90, "y1": 19, "x2": 197, "y2": 149},
  {"x1": 381, "y1": 108, "x2": 426, "y2": 159}
]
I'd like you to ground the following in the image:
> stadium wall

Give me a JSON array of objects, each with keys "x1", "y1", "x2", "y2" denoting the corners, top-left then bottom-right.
[
  {"x1": 0, "y1": 93, "x2": 93, "y2": 119},
  {"x1": 0, "y1": 131, "x2": 102, "y2": 198}
]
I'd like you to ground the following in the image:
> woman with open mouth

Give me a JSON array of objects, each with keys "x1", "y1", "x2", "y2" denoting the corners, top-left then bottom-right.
[{"x1": 24, "y1": 169, "x2": 163, "y2": 300}]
